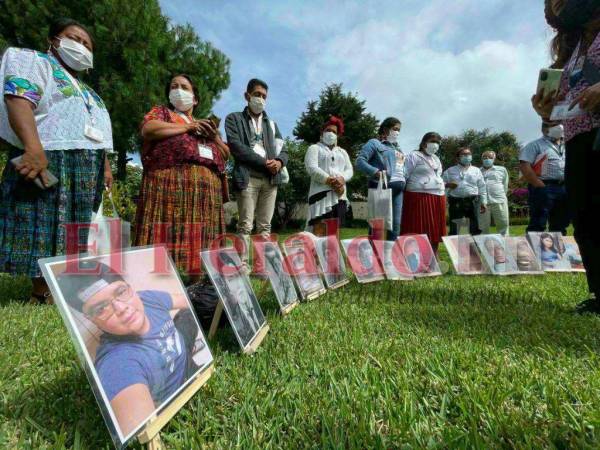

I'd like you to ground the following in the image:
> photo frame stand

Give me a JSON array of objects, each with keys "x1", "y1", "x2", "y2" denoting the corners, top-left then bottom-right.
[
  {"x1": 281, "y1": 301, "x2": 299, "y2": 316},
  {"x1": 207, "y1": 300, "x2": 270, "y2": 354},
  {"x1": 305, "y1": 288, "x2": 327, "y2": 301},
  {"x1": 243, "y1": 323, "x2": 270, "y2": 354},
  {"x1": 328, "y1": 278, "x2": 350, "y2": 290},
  {"x1": 136, "y1": 364, "x2": 214, "y2": 449}
]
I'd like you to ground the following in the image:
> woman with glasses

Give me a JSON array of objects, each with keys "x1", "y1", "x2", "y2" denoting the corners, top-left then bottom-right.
[{"x1": 57, "y1": 262, "x2": 198, "y2": 437}]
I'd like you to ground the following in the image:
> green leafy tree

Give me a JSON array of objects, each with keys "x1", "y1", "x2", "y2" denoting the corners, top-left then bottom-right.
[
  {"x1": 293, "y1": 83, "x2": 379, "y2": 199},
  {"x1": 0, "y1": 0, "x2": 230, "y2": 178}
]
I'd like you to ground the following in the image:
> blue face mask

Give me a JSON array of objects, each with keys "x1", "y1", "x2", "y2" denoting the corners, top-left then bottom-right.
[
  {"x1": 406, "y1": 252, "x2": 420, "y2": 272},
  {"x1": 482, "y1": 158, "x2": 494, "y2": 168},
  {"x1": 459, "y1": 155, "x2": 472, "y2": 166}
]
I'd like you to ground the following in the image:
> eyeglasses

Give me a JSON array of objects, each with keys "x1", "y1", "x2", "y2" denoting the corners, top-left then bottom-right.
[{"x1": 85, "y1": 283, "x2": 134, "y2": 321}]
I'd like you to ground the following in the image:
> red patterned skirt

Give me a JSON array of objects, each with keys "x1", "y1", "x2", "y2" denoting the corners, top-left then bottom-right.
[
  {"x1": 400, "y1": 191, "x2": 447, "y2": 245},
  {"x1": 134, "y1": 164, "x2": 225, "y2": 275}
]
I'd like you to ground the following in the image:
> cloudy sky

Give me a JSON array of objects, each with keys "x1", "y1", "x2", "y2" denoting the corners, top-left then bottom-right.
[{"x1": 160, "y1": 0, "x2": 554, "y2": 150}]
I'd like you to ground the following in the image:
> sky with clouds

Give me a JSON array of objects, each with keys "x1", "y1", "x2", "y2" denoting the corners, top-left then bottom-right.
[{"x1": 160, "y1": 0, "x2": 554, "y2": 150}]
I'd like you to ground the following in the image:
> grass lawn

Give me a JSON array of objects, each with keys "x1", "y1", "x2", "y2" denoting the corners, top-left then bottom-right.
[{"x1": 1, "y1": 225, "x2": 599, "y2": 449}]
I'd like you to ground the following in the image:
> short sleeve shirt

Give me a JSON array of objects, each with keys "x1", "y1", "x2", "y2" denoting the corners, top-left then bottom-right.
[
  {"x1": 0, "y1": 47, "x2": 113, "y2": 150},
  {"x1": 94, "y1": 290, "x2": 188, "y2": 403},
  {"x1": 481, "y1": 165, "x2": 508, "y2": 204},
  {"x1": 519, "y1": 136, "x2": 566, "y2": 181}
]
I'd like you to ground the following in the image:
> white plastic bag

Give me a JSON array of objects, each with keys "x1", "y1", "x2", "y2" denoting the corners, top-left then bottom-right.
[
  {"x1": 367, "y1": 172, "x2": 393, "y2": 231},
  {"x1": 269, "y1": 119, "x2": 289, "y2": 184},
  {"x1": 87, "y1": 192, "x2": 131, "y2": 255}
]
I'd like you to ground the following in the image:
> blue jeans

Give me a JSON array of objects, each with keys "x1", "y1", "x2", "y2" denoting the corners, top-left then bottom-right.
[
  {"x1": 390, "y1": 181, "x2": 405, "y2": 241},
  {"x1": 527, "y1": 183, "x2": 570, "y2": 235}
]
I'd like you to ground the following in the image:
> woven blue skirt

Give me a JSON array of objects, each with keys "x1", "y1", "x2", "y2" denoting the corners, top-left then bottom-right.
[{"x1": 0, "y1": 147, "x2": 105, "y2": 277}]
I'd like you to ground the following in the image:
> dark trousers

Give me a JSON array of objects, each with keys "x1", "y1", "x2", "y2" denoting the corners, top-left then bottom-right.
[
  {"x1": 448, "y1": 196, "x2": 480, "y2": 235},
  {"x1": 566, "y1": 130, "x2": 600, "y2": 298},
  {"x1": 526, "y1": 183, "x2": 570, "y2": 235}
]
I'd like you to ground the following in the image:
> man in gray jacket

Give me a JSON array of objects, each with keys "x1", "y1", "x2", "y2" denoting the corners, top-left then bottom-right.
[{"x1": 225, "y1": 79, "x2": 288, "y2": 254}]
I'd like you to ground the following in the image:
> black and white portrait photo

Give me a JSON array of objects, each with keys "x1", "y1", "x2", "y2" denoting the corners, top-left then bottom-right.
[
  {"x1": 255, "y1": 241, "x2": 299, "y2": 311},
  {"x1": 315, "y1": 236, "x2": 350, "y2": 288},
  {"x1": 283, "y1": 243, "x2": 326, "y2": 300},
  {"x1": 372, "y1": 239, "x2": 414, "y2": 280},
  {"x1": 341, "y1": 238, "x2": 385, "y2": 283},
  {"x1": 202, "y1": 248, "x2": 267, "y2": 349}
]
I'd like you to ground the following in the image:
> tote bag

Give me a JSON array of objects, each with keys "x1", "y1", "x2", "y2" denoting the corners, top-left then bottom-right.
[
  {"x1": 87, "y1": 192, "x2": 131, "y2": 255},
  {"x1": 367, "y1": 172, "x2": 393, "y2": 231}
]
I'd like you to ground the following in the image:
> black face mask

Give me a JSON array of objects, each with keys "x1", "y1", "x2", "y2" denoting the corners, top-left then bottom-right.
[{"x1": 554, "y1": 0, "x2": 600, "y2": 31}]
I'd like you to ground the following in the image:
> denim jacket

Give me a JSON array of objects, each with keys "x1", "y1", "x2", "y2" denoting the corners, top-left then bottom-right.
[{"x1": 356, "y1": 138, "x2": 399, "y2": 188}]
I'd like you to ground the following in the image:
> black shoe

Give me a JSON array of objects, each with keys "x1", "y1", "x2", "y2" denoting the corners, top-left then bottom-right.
[{"x1": 575, "y1": 298, "x2": 600, "y2": 315}]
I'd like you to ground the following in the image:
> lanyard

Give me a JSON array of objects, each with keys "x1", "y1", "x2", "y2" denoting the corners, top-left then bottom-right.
[
  {"x1": 250, "y1": 115, "x2": 263, "y2": 136},
  {"x1": 61, "y1": 66, "x2": 94, "y2": 117},
  {"x1": 175, "y1": 111, "x2": 193, "y2": 123}
]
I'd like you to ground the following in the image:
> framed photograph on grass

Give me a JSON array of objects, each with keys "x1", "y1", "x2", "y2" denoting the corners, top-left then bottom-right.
[
  {"x1": 39, "y1": 246, "x2": 214, "y2": 449},
  {"x1": 201, "y1": 248, "x2": 269, "y2": 352},
  {"x1": 282, "y1": 243, "x2": 327, "y2": 300},
  {"x1": 562, "y1": 236, "x2": 586, "y2": 272},
  {"x1": 397, "y1": 235, "x2": 442, "y2": 277},
  {"x1": 527, "y1": 232, "x2": 572, "y2": 272},
  {"x1": 372, "y1": 240, "x2": 414, "y2": 280},
  {"x1": 254, "y1": 240, "x2": 299, "y2": 313},
  {"x1": 341, "y1": 237, "x2": 385, "y2": 283},
  {"x1": 443, "y1": 235, "x2": 487, "y2": 275},
  {"x1": 506, "y1": 236, "x2": 544, "y2": 274},
  {"x1": 315, "y1": 236, "x2": 350, "y2": 288},
  {"x1": 473, "y1": 234, "x2": 519, "y2": 275}
]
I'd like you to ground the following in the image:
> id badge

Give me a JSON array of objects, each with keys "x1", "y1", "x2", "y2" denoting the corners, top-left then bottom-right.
[
  {"x1": 550, "y1": 101, "x2": 585, "y2": 121},
  {"x1": 198, "y1": 144, "x2": 214, "y2": 160},
  {"x1": 84, "y1": 123, "x2": 104, "y2": 142}
]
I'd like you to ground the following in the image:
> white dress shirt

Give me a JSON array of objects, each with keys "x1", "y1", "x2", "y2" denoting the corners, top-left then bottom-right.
[
  {"x1": 404, "y1": 151, "x2": 445, "y2": 196},
  {"x1": 481, "y1": 165, "x2": 509, "y2": 204},
  {"x1": 443, "y1": 164, "x2": 488, "y2": 205}
]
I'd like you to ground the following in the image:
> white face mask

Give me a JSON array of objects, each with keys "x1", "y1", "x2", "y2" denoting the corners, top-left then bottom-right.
[
  {"x1": 322, "y1": 131, "x2": 337, "y2": 146},
  {"x1": 387, "y1": 130, "x2": 400, "y2": 144},
  {"x1": 249, "y1": 96, "x2": 266, "y2": 115},
  {"x1": 425, "y1": 143, "x2": 439, "y2": 155},
  {"x1": 547, "y1": 124, "x2": 564, "y2": 140},
  {"x1": 169, "y1": 88, "x2": 195, "y2": 112},
  {"x1": 54, "y1": 37, "x2": 93, "y2": 71}
]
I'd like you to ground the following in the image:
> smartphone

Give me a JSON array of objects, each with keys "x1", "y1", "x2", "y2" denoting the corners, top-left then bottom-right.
[
  {"x1": 10, "y1": 155, "x2": 59, "y2": 189},
  {"x1": 536, "y1": 68, "x2": 563, "y2": 95}
]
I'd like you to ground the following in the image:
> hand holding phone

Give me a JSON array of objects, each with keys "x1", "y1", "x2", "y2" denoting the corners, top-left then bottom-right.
[
  {"x1": 10, "y1": 155, "x2": 58, "y2": 189},
  {"x1": 536, "y1": 68, "x2": 563, "y2": 96}
]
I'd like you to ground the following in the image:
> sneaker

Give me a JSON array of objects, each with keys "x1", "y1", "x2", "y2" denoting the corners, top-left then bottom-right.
[{"x1": 575, "y1": 298, "x2": 600, "y2": 315}]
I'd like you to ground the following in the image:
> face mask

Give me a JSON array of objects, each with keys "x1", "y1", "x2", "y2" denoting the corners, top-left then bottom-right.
[
  {"x1": 54, "y1": 37, "x2": 93, "y2": 71},
  {"x1": 406, "y1": 252, "x2": 420, "y2": 272},
  {"x1": 169, "y1": 88, "x2": 195, "y2": 112},
  {"x1": 425, "y1": 143, "x2": 439, "y2": 155},
  {"x1": 387, "y1": 130, "x2": 400, "y2": 144},
  {"x1": 547, "y1": 124, "x2": 564, "y2": 140},
  {"x1": 482, "y1": 158, "x2": 494, "y2": 168},
  {"x1": 459, "y1": 155, "x2": 472, "y2": 166},
  {"x1": 322, "y1": 131, "x2": 337, "y2": 146},
  {"x1": 249, "y1": 96, "x2": 266, "y2": 115}
]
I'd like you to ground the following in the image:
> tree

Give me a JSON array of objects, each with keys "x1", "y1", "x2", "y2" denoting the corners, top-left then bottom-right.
[
  {"x1": 293, "y1": 83, "x2": 379, "y2": 198},
  {"x1": 294, "y1": 83, "x2": 378, "y2": 159},
  {"x1": 0, "y1": 1, "x2": 230, "y2": 178},
  {"x1": 440, "y1": 129, "x2": 522, "y2": 188}
]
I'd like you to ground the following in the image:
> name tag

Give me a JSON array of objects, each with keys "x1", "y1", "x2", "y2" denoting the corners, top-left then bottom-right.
[
  {"x1": 550, "y1": 101, "x2": 584, "y2": 121},
  {"x1": 253, "y1": 142, "x2": 266, "y2": 158},
  {"x1": 84, "y1": 123, "x2": 104, "y2": 142},
  {"x1": 198, "y1": 144, "x2": 214, "y2": 160}
]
